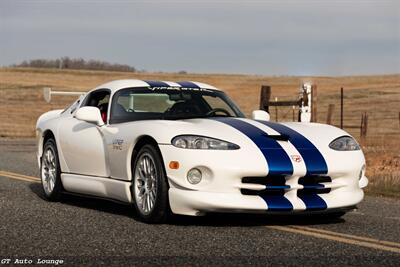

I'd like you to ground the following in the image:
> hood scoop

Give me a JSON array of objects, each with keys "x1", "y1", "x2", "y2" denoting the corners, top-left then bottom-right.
[{"x1": 262, "y1": 133, "x2": 290, "y2": 141}]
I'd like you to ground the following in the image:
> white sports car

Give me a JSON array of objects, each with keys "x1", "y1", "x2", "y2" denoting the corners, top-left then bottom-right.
[{"x1": 36, "y1": 80, "x2": 368, "y2": 223}]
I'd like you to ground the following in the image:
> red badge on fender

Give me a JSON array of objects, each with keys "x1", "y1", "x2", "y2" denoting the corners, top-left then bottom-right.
[{"x1": 291, "y1": 155, "x2": 302, "y2": 163}]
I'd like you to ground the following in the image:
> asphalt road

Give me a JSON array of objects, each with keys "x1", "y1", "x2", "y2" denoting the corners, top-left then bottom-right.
[{"x1": 0, "y1": 139, "x2": 399, "y2": 266}]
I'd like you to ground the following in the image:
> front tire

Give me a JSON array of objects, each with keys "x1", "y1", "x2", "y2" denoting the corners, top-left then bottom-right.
[
  {"x1": 132, "y1": 144, "x2": 169, "y2": 223},
  {"x1": 40, "y1": 138, "x2": 63, "y2": 201}
]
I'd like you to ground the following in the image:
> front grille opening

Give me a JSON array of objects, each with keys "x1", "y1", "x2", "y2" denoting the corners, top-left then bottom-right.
[
  {"x1": 298, "y1": 175, "x2": 331, "y2": 185},
  {"x1": 298, "y1": 175, "x2": 331, "y2": 195},
  {"x1": 242, "y1": 175, "x2": 286, "y2": 186},
  {"x1": 241, "y1": 176, "x2": 287, "y2": 196},
  {"x1": 241, "y1": 188, "x2": 285, "y2": 196}
]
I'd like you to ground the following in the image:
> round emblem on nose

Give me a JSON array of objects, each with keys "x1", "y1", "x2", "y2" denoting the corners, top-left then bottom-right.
[{"x1": 291, "y1": 155, "x2": 302, "y2": 163}]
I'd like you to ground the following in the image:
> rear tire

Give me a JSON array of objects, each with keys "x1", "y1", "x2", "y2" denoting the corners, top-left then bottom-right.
[
  {"x1": 40, "y1": 138, "x2": 63, "y2": 201},
  {"x1": 132, "y1": 144, "x2": 169, "y2": 223}
]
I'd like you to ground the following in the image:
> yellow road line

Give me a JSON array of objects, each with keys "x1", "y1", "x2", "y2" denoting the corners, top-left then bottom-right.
[
  {"x1": 0, "y1": 170, "x2": 40, "y2": 183},
  {"x1": 0, "y1": 173, "x2": 41, "y2": 183},
  {"x1": 0, "y1": 170, "x2": 40, "y2": 181},
  {"x1": 291, "y1": 225, "x2": 400, "y2": 248},
  {"x1": 1, "y1": 170, "x2": 399, "y2": 253},
  {"x1": 268, "y1": 225, "x2": 400, "y2": 254}
]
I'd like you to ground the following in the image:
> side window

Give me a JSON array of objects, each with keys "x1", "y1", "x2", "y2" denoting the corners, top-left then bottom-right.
[{"x1": 82, "y1": 89, "x2": 111, "y2": 123}]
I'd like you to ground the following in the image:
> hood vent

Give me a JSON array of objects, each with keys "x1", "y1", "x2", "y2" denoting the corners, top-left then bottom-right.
[{"x1": 263, "y1": 134, "x2": 290, "y2": 141}]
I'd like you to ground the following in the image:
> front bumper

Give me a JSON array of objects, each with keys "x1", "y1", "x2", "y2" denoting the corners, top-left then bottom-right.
[
  {"x1": 169, "y1": 185, "x2": 365, "y2": 216},
  {"x1": 159, "y1": 145, "x2": 368, "y2": 216}
]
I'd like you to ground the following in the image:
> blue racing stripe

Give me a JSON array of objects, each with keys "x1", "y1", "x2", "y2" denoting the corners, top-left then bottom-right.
[
  {"x1": 212, "y1": 118, "x2": 294, "y2": 211},
  {"x1": 257, "y1": 121, "x2": 328, "y2": 175},
  {"x1": 299, "y1": 191, "x2": 327, "y2": 210},
  {"x1": 143, "y1": 80, "x2": 170, "y2": 88},
  {"x1": 257, "y1": 121, "x2": 328, "y2": 210},
  {"x1": 214, "y1": 118, "x2": 293, "y2": 176},
  {"x1": 296, "y1": 194, "x2": 327, "y2": 210},
  {"x1": 176, "y1": 81, "x2": 200, "y2": 88},
  {"x1": 266, "y1": 185, "x2": 291, "y2": 189},
  {"x1": 262, "y1": 195, "x2": 293, "y2": 211},
  {"x1": 302, "y1": 184, "x2": 325, "y2": 189}
]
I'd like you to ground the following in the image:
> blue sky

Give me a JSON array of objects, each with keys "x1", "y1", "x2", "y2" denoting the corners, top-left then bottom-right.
[{"x1": 0, "y1": 0, "x2": 399, "y2": 75}]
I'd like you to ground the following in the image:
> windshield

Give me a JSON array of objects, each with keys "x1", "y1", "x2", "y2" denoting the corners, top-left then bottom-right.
[{"x1": 110, "y1": 87, "x2": 245, "y2": 124}]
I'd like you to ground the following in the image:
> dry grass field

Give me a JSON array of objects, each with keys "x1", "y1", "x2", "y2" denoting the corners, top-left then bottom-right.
[{"x1": 0, "y1": 67, "x2": 399, "y2": 197}]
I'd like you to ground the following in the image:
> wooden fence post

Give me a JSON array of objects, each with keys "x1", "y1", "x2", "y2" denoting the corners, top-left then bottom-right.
[
  {"x1": 340, "y1": 87, "x2": 344, "y2": 129},
  {"x1": 259, "y1": 85, "x2": 271, "y2": 112},
  {"x1": 292, "y1": 106, "x2": 296, "y2": 121},
  {"x1": 326, "y1": 104, "x2": 335, "y2": 125},
  {"x1": 311, "y1": 84, "x2": 318, "y2": 122},
  {"x1": 361, "y1": 113, "x2": 364, "y2": 138},
  {"x1": 360, "y1": 112, "x2": 368, "y2": 139},
  {"x1": 364, "y1": 113, "x2": 368, "y2": 138}
]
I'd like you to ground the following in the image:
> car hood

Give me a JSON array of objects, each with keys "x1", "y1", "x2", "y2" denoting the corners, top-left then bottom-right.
[
  {"x1": 120, "y1": 117, "x2": 349, "y2": 150},
  {"x1": 184, "y1": 118, "x2": 348, "y2": 148}
]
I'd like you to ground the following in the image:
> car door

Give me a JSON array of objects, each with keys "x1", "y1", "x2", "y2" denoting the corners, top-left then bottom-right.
[{"x1": 58, "y1": 89, "x2": 111, "y2": 177}]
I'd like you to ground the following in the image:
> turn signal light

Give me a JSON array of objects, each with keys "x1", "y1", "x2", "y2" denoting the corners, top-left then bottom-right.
[{"x1": 169, "y1": 161, "x2": 180, "y2": 169}]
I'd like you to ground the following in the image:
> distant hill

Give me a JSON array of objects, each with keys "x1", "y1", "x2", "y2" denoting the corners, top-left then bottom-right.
[{"x1": 10, "y1": 57, "x2": 136, "y2": 72}]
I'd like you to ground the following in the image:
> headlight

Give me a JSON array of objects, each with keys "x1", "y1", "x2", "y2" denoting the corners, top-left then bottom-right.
[
  {"x1": 329, "y1": 136, "x2": 360, "y2": 151},
  {"x1": 171, "y1": 135, "x2": 240, "y2": 150}
]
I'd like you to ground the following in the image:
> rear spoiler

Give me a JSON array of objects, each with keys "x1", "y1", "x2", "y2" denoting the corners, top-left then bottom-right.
[{"x1": 43, "y1": 87, "x2": 86, "y2": 103}]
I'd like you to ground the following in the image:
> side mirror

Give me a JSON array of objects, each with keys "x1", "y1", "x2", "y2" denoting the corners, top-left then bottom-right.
[
  {"x1": 75, "y1": 106, "x2": 104, "y2": 126},
  {"x1": 252, "y1": 110, "x2": 270, "y2": 121}
]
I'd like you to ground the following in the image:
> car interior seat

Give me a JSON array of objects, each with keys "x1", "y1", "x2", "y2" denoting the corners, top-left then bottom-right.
[{"x1": 168, "y1": 101, "x2": 202, "y2": 115}]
